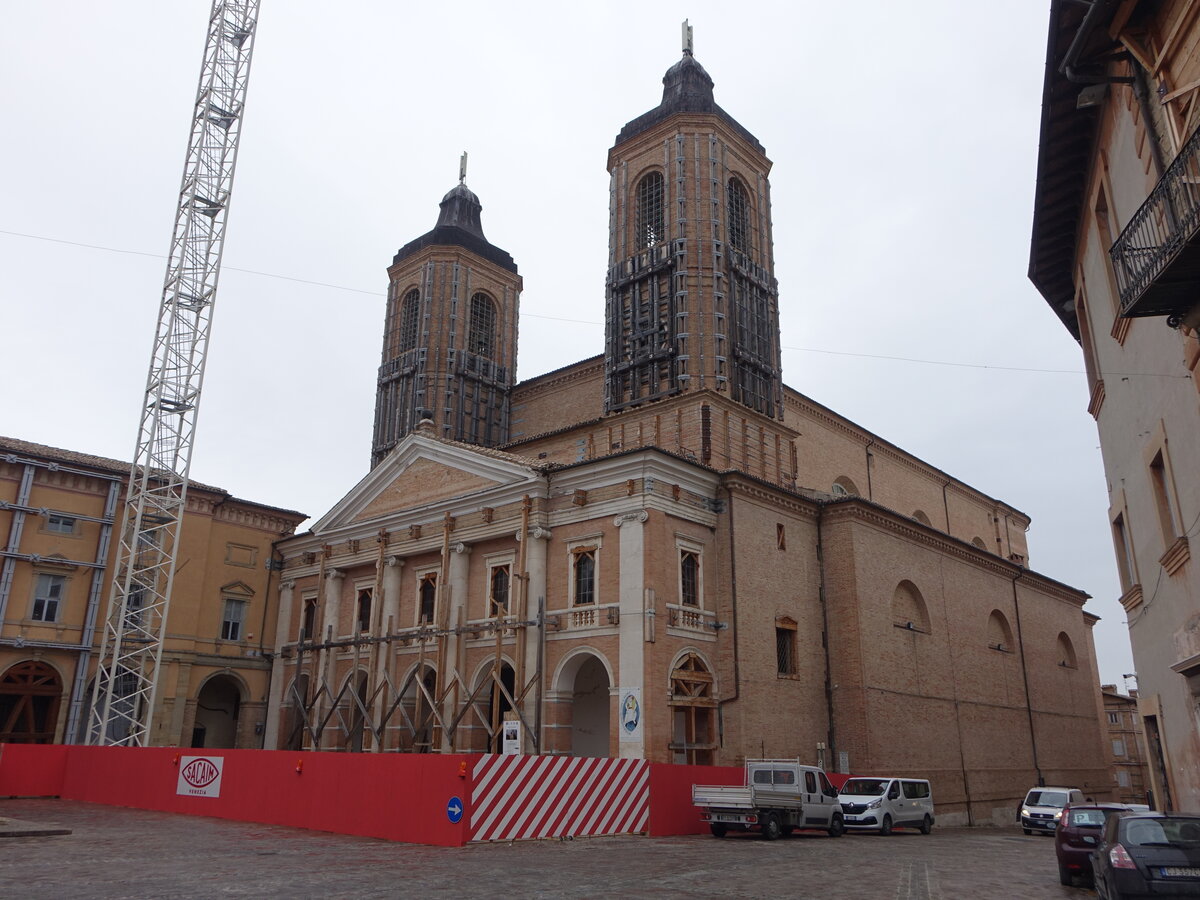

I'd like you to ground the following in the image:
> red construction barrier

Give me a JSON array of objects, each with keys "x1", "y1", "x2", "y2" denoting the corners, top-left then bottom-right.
[
  {"x1": 647, "y1": 762, "x2": 743, "y2": 836},
  {"x1": 0, "y1": 743, "x2": 69, "y2": 797},
  {"x1": 1, "y1": 744, "x2": 473, "y2": 846},
  {"x1": 0, "y1": 745, "x2": 830, "y2": 845}
]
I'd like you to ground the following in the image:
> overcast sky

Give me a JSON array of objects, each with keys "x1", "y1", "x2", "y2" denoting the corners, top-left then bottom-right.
[{"x1": 1, "y1": 2, "x2": 1138, "y2": 691}]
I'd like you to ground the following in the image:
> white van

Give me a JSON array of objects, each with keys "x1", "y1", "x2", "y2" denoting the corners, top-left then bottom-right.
[
  {"x1": 1020, "y1": 786, "x2": 1085, "y2": 834},
  {"x1": 837, "y1": 776, "x2": 934, "y2": 834}
]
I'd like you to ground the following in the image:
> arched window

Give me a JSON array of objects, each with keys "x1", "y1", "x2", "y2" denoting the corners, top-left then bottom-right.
[
  {"x1": 986, "y1": 609, "x2": 1014, "y2": 652},
  {"x1": 399, "y1": 289, "x2": 420, "y2": 352},
  {"x1": 573, "y1": 547, "x2": 596, "y2": 605},
  {"x1": 1056, "y1": 632, "x2": 1078, "y2": 669},
  {"x1": 680, "y1": 550, "x2": 699, "y2": 606},
  {"x1": 972, "y1": 536, "x2": 988, "y2": 550},
  {"x1": 490, "y1": 565, "x2": 509, "y2": 616},
  {"x1": 891, "y1": 580, "x2": 930, "y2": 633},
  {"x1": 468, "y1": 292, "x2": 496, "y2": 358},
  {"x1": 912, "y1": 510, "x2": 932, "y2": 527},
  {"x1": 635, "y1": 171, "x2": 665, "y2": 248},
  {"x1": 832, "y1": 476, "x2": 859, "y2": 497},
  {"x1": 727, "y1": 178, "x2": 751, "y2": 254},
  {"x1": 669, "y1": 653, "x2": 716, "y2": 765}
]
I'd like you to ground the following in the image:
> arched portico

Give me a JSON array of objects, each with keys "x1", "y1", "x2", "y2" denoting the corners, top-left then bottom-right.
[
  {"x1": 551, "y1": 649, "x2": 614, "y2": 758},
  {"x1": 0, "y1": 659, "x2": 63, "y2": 743},
  {"x1": 192, "y1": 672, "x2": 247, "y2": 749}
]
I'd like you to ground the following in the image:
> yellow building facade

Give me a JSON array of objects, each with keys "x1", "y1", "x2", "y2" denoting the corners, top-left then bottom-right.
[{"x1": 0, "y1": 436, "x2": 305, "y2": 748}]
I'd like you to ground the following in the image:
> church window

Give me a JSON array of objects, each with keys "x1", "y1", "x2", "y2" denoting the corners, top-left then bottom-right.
[
  {"x1": 572, "y1": 548, "x2": 596, "y2": 605},
  {"x1": 832, "y1": 476, "x2": 858, "y2": 497},
  {"x1": 912, "y1": 510, "x2": 932, "y2": 526},
  {"x1": 1056, "y1": 632, "x2": 1078, "y2": 669},
  {"x1": 680, "y1": 550, "x2": 699, "y2": 606},
  {"x1": 776, "y1": 617, "x2": 797, "y2": 675},
  {"x1": 635, "y1": 171, "x2": 665, "y2": 249},
  {"x1": 419, "y1": 573, "x2": 437, "y2": 624},
  {"x1": 490, "y1": 564, "x2": 510, "y2": 616},
  {"x1": 468, "y1": 292, "x2": 496, "y2": 358},
  {"x1": 986, "y1": 609, "x2": 1013, "y2": 652},
  {"x1": 399, "y1": 289, "x2": 420, "y2": 352},
  {"x1": 727, "y1": 177, "x2": 751, "y2": 254},
  {"x1": 301, "y1": 596, "x2": 317, "y2": 642},
  {"x1": 356, "y1": 589, "x2": 372, "y2": 634},
  {"x1": 891, "y1": 580, "x2": 930, "y2": 633}
]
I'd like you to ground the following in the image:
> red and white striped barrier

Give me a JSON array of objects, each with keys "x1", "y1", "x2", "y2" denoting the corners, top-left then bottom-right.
[{"x1": 469, "y1": 754, "x2": 649, "y2": 842}]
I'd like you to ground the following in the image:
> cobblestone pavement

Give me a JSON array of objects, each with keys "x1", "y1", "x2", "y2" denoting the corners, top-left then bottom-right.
[{"x1": 3, "y1": 799, "x2": 1097, "y2": 900}]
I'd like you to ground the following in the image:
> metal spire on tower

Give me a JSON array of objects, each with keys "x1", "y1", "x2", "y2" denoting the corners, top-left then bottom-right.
[{"x1": 88, "y1": 0, "x2": 262, "y2": 746}]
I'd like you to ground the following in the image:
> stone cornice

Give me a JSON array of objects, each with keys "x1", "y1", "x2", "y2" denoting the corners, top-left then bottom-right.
[
  {"x1": 784, "y1": 388, "x2": 1030, "y2": 525},
  {"x1": 819, "y1": 499, "x2": 1088, "y2": 604}
]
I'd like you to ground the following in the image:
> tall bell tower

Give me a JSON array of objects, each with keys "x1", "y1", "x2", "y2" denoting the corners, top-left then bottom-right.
[
  {"x1": 604, "y1": 25, "x2": 782, "y2": 419},
  {"x1": 372, "y1": 161, "x2": 521, "y2": 467}
]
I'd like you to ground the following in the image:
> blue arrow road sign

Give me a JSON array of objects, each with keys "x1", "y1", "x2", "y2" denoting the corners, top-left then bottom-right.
[{"x1": 447, "y1": 796, "x2": 464, "y2": 824}]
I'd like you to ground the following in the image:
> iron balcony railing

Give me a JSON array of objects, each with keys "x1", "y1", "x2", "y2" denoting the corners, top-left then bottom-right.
[{"x1": 1110, "y1": 122, "x2": 1200, "y2": 322}]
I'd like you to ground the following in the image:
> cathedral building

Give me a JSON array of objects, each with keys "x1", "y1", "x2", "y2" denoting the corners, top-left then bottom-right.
[{"x1": 267, "y1": 43, "x2": 1110, "y2": 825}]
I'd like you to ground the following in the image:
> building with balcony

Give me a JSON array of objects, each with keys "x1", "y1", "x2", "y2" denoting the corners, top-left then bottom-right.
[
  {"x1": 265, "y1": 40, "x2": 1113, "y2": 826},
  {"x1": 1030, "y1": 0, "x2": 1200, "y2": 811},
  {"x1": 0, "y1": 436, "x2": 306, "y2": 748}
]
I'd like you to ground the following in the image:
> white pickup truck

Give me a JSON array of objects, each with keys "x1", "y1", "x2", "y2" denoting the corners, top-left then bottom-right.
[{"x1": 692, "y1": 759, "x2": 846, "y2": 840}]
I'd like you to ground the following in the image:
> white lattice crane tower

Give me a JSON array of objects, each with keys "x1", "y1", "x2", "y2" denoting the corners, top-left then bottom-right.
[{"x1": 88, "y1": 0, "x2": 261, "y2": 746}]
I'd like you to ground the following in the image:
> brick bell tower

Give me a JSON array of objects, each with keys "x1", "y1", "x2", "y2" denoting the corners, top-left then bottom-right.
[
  {"x1": 372, "y1": 162, "x2": 521, "y2": 467},
  {"x1": 604, "y1": 27, "x2": 782, "y2": 419}
]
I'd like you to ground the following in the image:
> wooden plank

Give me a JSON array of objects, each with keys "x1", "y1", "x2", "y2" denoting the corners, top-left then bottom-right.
[
  {"x1": 1161, "y1": 75, "x2": 1200, "y2": 105},
  {"x1": 1154, "y1": 0, "x2": 1200, "y2": 74},
  {"x1": 1121, "y1": 34, "x2": 1156, "y2": 74}
]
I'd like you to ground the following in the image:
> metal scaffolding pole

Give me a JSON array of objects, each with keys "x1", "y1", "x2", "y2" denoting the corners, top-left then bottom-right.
[{"x1": 88, "y1": 0, "x2": 261, "y2": 746}]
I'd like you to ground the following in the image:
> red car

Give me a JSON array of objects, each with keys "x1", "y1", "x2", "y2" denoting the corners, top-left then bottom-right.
[{"x1": 1055, "y1": 803, "x2": 1130, "y2": 886}]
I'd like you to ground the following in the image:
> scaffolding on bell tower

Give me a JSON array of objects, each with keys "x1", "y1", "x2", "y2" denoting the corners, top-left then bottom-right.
[{"x1": 88, "y1": 0, "x2": 261, "y2": 746}]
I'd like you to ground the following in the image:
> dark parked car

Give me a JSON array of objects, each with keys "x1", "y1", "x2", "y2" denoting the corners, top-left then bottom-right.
[
  {"x1": 1092, "y1": 812, "x2": 1200, "y2": 899},
  {"x1": 1056, "y1": 803, "x2": 1129, "y2": 885}
]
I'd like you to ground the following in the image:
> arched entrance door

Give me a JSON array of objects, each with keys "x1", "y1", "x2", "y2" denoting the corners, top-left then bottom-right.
[
  {"x1": 571, "y1": 655, "x2": 610, "y2": 758},
  {"x1": 0, "y1": 661, "x2": 62, "y2": 743},
  {"x1": 192, "y1": 674, "x2": 242, "y2": 749}
]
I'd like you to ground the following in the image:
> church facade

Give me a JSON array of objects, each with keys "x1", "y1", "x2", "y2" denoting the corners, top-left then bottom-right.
[{"x1": 266, "y1": 46, "x2": 1111, "y2": 825}]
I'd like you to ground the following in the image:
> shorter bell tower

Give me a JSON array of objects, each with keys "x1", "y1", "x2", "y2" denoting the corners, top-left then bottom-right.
[{"x1": 372, "y1": 162, "x2": 521, "y2": 466}]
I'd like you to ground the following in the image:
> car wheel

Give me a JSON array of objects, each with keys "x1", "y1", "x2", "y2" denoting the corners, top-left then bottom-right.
[
  {"x1": 828, "y1": 812, "x2": 845, "y2": 838},
  {"x1": 879, "y1": 814, "x2": 893, "y2": 836},
  {"x1": 1058, "y1": 861, "x2": 1072, "y2": 886},
  {"x1": 710, "y1": 824, "x2": 727, "y2": 838},
  {"x1": 919, "y1": 814, "x2": 932, "y2": 835},
  {"x1": 761, "y1": 813, "x2": 782, "y2": 841}
]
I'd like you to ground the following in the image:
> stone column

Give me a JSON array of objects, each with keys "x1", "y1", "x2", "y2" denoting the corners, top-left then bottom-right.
[
  {"x1": 523, "y1": 525, "x2": 551, "y2": 751},
  {"x1": 374, "y1": 556, "x2": 404, "y2": 743},
  {"x1": 442, "y1": 542, "x2": 471, "y2": 750},
  {"x1": 316, "y1": 568, "x2": 344, "y2": 750},
  {"x1": 614, "y1": 510, "x2": 648, "y2": 759},
  {"x1": 263, "y1": 579, "x2": 295, "y2": 750}
]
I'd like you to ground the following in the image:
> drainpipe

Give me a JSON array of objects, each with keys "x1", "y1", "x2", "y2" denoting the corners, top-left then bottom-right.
[
  {"x1": 942, "y1": 479, "x2": 952, "y2": 534},
  {"x1": 816, "y1": 508, "x2": 836, "y2": 770},
  {"x1": 1010, "y1": 571, "x2": 1044, "y2": 786},
  {"x1": 717, "y1": 485, "x2": 741, "y2": 746}
]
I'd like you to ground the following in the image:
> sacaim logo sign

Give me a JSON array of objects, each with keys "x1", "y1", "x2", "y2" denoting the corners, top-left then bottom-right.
[{"x1": 176, "y1": 756, "x2": 224, "y2": 798}]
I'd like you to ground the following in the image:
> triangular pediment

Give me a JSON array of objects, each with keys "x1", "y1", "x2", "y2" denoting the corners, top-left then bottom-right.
[
  {"x1": 311, "y1": 433, "x2": 542, "y2": 533},
  {"x1": 220, "y1": 581, "x2": 255, "y2": 598}
]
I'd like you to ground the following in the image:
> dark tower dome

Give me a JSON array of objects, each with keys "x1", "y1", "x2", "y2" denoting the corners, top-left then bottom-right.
[
  {"x1": 435, "y1": 182, "x2": 485, "y2": 238},
  {"x1": 613, "y1": 52, "x2": 763, "y2": 152},
  {"x1": 392, "y1": 181, "x2": 517, "y2": 274}
]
